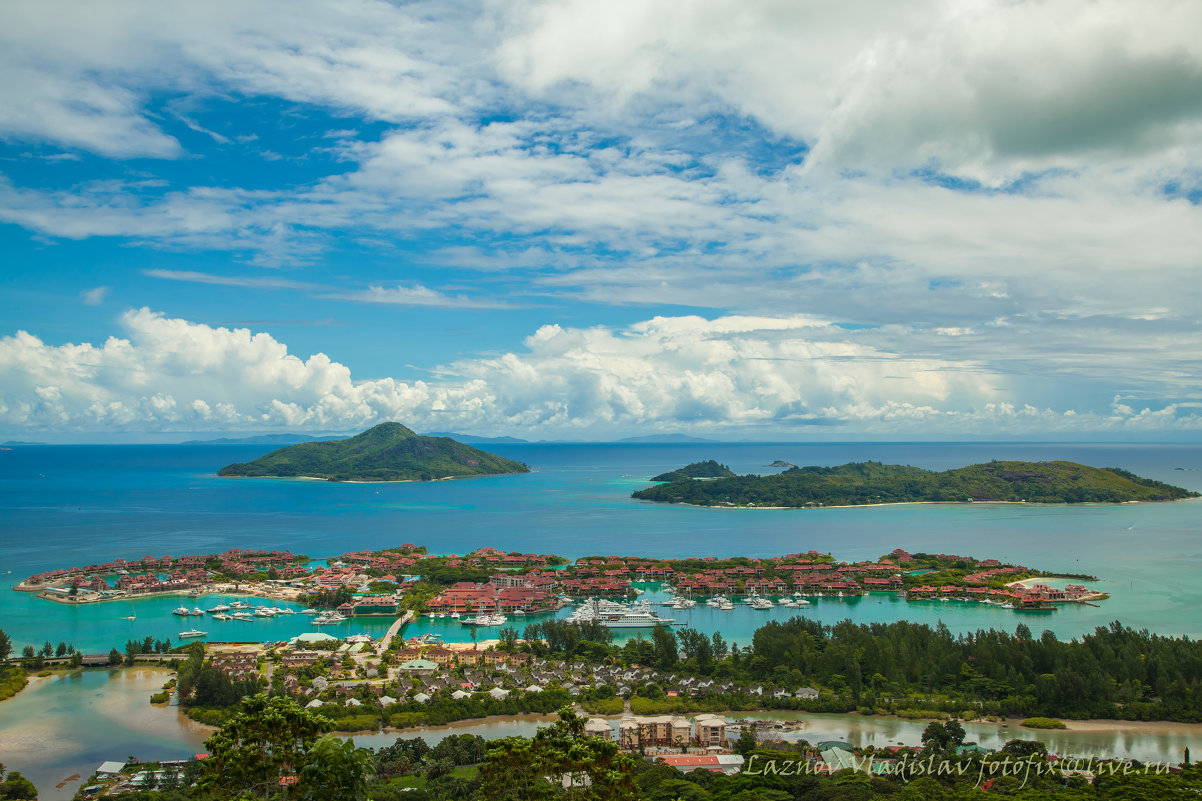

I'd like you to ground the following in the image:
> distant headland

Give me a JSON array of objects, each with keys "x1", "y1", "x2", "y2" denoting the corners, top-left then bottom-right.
[
  {"x1": 632, "y1": 460, "x2": 1199, "y2": 508},
  {"x1": 217, "y1": 422, "x2": 529, "y2": 482}
]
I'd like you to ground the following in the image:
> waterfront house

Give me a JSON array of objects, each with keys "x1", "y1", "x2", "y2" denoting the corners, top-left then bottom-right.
[{"x1": 618, "y1": 715, "x2": 691, "y2": 750}]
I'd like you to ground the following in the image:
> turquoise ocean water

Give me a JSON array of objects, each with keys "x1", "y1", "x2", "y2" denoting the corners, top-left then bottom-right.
[
  {"x1": 3, "y1": 441, "x2": 1202, "y2": 799},
  {"x1": 2, "y1": 441, "x2": 1201, "y2": 651}
]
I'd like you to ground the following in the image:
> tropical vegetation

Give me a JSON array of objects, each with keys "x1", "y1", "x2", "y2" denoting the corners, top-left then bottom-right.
[
  {"x1": 218, "y1": 422, "x2": 529, "y2": 481},
  {"x1": 650, "y1": 460, "x2": 736, "y2": 482},
  {"x1": 633, "y1": 460, "x2": 1198, "y2": 507}
]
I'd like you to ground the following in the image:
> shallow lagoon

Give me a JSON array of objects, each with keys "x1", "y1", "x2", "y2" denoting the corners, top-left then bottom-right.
[{"x1": 4, "y1": 667, "x2": 1201, "y2": 801}]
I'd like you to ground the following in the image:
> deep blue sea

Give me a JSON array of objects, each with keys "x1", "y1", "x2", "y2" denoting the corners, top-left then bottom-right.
[{"x1": 2, "y1": 442, "x2": 1201, "y2": 652}]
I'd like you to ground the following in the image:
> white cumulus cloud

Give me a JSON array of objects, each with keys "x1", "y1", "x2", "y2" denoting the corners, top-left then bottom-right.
[{"x1": 1, "y1": 310, "x2": 1197, "y2": 438}]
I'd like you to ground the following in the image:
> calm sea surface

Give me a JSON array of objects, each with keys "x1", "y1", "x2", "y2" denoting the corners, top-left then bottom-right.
[
  {"x1": 2, "y1": 442, "x2": 1202, "y2": 798},
  {"x1": 3, "y1": 442, "x2": 1201, "y2": 650}
]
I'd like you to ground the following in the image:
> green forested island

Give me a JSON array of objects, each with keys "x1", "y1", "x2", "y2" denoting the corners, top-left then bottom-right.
[
  {"x1": 650, "y1": 460, "x2": 737, "y2": 482},
  {"x1": 217, "y1": 422, "x2": 529, "y2": 481},
  {"x1": 632, "y1": 460, "x2": 1198, "y2": 507}
]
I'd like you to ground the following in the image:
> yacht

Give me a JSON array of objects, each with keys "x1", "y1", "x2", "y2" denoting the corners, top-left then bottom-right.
[
  {"x1": 231, "y1": 611, "x2": 254, "y2": 621},
  {"x1": 749, "y1": 598, "x2": 773, "y2": 610},
  {"x1": 178, "y1": 629, "x2": 207, "y2": 638},
  {"x1": 300, "y1": 608, "x2": 319, "y2": 614},
  {"x1": 460, "y1": 613, "x2": 505, "y2": 627},
  {"x1": 450, "y1": 612, "x2": 461, "y2": 619},
  {"x1": 254, "y1": 607, "x2": 276, "y2": 617},
  {"x1": 513, "y1": 609, "x2": 525, "y2": 616},
  {"x1": 208, "y1": 604, "x2": 230, "y2": 613},
  {"x1": 716, "y1": 599, "x2": 734, "y2": 611},
  {"x1": 313, "y1": 612, "x2": 347, "y2": 625},
  {"x1": 172, "y1": 606, "x2": 191, "y2": 616},
  {"x1": 212, "y1": 613, "x2": 233, "y2": 621},
  {"x1": 569, "y1": 599, "x2": 675, "y2": 628},
  {"x1": 275, "y1": 607, "x2": 296, "y2": 615},
  {"x1": 191, "y1": 607, "x2": 205, "y2": 616}
]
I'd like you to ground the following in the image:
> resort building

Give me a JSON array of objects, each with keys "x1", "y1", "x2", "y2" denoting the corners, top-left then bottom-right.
[
  {"x1": 693, "y1": 714, "x2": 728, "y2": 747},
  {"x1": 618, "y1": 715, "x2": 691, "y2": 750},
  {"x1": 584, "y1": 719, "x2": 613, "y2": 740}
]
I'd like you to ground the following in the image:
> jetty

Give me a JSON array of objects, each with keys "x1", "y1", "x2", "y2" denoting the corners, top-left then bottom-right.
[{"x1": 378, "y1": 610, "x2": 414, "y2": 653}]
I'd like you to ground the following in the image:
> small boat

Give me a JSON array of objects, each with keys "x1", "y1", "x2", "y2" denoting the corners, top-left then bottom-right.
[
  {"x1": 301, "y1": 608, "x2": 318, "y2": 614},
  {"x1": 450, "y1": 612, "x2": 461, "y2": 619},
  {"x1": 313, "y1": 612, "x2": 347, "y2": 625},
  {"x1": 178, "y1": 629, "x2": 207, "y2": 638},
  {"x1": 275, "y1": 607, "x2": 296, "y2": 615}
]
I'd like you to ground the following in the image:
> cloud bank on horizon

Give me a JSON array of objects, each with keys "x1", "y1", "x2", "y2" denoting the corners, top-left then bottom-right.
[{"x1": 0, "y1": 0, "x2": 1200, "y2": 439}]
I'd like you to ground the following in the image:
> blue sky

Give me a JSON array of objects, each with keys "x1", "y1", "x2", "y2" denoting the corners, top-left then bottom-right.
[{"x1": 2, "y1": 0, "x2": 1201, "y2": 442}]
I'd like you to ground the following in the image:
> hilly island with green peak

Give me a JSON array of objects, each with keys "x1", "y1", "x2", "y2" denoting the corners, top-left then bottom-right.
[
  {"x1": 650, "y1": 459, "x2": 737, "y2": 482},
  {"x1": 217, "y1": 422, "x2": 529, "y2": 481},
  {"x1": 632, "y1": 459, "x2": 1199, "y2": 507}
]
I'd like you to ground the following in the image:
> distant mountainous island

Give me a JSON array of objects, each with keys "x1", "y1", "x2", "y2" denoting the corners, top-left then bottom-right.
[
  {"x1": 651, "y1": 460, "x2": 737, "y2": 482},
  {"x1": 616, "y1": 434, "x2": 717, "y2": 443},
  {"x1": 632, "y1": 460, "x2": 1199, "y2": 507},
  {"x1": 423, "y1": 432, "x2": 529, "y2": 444},
  {"x1": 183, "y1": 433, "x2": 344, "y2": 446},
  {"x1": 217, "y1": 422, "x2": 529, "y2": 482}
]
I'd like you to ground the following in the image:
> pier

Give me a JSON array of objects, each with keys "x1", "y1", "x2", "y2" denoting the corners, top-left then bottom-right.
[{"x1": 378, "y1": 609, "x2": 414, "y2": 653}]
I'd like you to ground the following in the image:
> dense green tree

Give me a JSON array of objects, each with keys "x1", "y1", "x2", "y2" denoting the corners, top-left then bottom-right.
[
  {"x1": 0, "y1": 631, "x2": 11, "y2": 662},
  {"x1": 479, "y1": 707, "x2": 639, "y2": 801},
  {"x1": 650, "y1": 625, "x2": 678, "y2": 670},
  {"x1": 0, "y1": 769, "x2": 37, "y2": 800},
  {"x1": 734, "y1": 727, "x2": 758, "y2": 756},
  {"x1": 198, "y1": 694, "x2": 332, "y2": 800},
  {"x1": 297, "y1": 734, "x2": 372, "y2": 801}
]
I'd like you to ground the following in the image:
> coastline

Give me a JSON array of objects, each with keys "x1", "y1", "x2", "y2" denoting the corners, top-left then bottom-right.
[
  {"x1": 323, "y1": 707, "x2": 1202, "y2": 739},
  {"x1": 10, "y1": 666, "x2": 1202, "y2": 752},
  {"x1": 638, "y1": 499, "x2": 1175, "y2": 511},
  {"x1": 217, "y1": 470, "x2": 529, "y2": 484}
]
